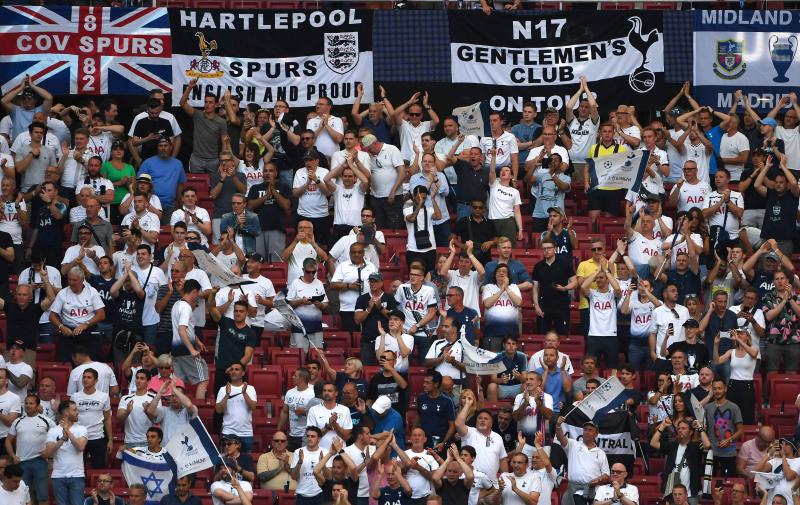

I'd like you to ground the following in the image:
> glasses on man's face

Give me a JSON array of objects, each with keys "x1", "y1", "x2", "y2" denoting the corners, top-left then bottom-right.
[
  {"x1": 301, "y1": 136, "x2": 314, "y2": 141},
  {"x1": 610, "y1": 470, "x2": 625, "y2": 475},
  {"x1": 304, "y1": 270, "x2": 316, "y2": 275},
  {"x1": 591, "y1": 247, "x2": 603, "y2": 252},
  {"x1": 408, "y1": 112, "x2": 422, "y2": 117}
]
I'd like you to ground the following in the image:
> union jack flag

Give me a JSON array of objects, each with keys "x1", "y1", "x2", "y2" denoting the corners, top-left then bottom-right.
[{"x1": 0, "y1": 6, "x2": 172, "y2": 95}]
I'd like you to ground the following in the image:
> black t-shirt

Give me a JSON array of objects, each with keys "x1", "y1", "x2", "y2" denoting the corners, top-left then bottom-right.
[
  {"x1": 454, "y1": 216, "x2": 497, "y2": 265},
  {"x1": 216, "y1": 317, "x2": 258, "y2": 370},
  {"x1": 0, "y1": 231, "x2": 12, "y2": 281},
  {"x1": 246, "y1": 182, "x2": 291, "y2": 231},
  {"x1": 453, "y1": 160, "x2": 490, "y2": 203},
  {"x1": 367, "y1": 372, "x2": 408, "y2": 418},
  {"x1": 492, "y1": 418, "x2": 518, "y2": 453},
  {"x1": 437, "y1": 478, "x2": 470, "y2": 505},
  {"x1": 113, "y1": 287, "x2": 144, "y2": 333},
  {"x1": 378, "y1": 486, "x2": 410, "y2": 505},
  {"x1": 667, "y1": 341, "x2": 711, "y2": 371},
  {"x1": 30, "y1": 195, "x2": 66, "y2": 248},
  {"x1": 90, "y1": 275, "x2": 115, "y2": 311},
  {"x1": 132, "y1": 117, "x2": 174, "y2": 159},
  {"x1": 335, "y1": 371, "x2": 367, "y2": 400},
  {"x1": 739, "y1": 168, "x2": 767, "y2": 210},
  {"x1": 531, "y1": 256, "x2": 575, "y2": 309},
  {"x1": 762, "y1": 189, "x2": 799, "y2": 240},
  {"x1": 4, "y1": 301, "x2": 44, "y2": 348},
  {"x1": 354, "y1": 292, "x2": 397, "y2": 344}
]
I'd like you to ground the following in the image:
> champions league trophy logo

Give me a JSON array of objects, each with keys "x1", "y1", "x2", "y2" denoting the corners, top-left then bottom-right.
[
  {"x1": 626, "y1": 16, "x2": 659, "y2": 94},
  {"x1": 769, "y1": 35, "x2": 797, "y2": 83}
]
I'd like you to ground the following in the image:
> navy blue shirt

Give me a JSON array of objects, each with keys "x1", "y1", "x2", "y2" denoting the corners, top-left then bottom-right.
[
  {"x1": 497, "y1": 351, "x2": 527, "y2": 386},
  {"x1": 417, "y1": 392, "x2": 455, "y2": 445},
  {"x1": 484, "y1": 259, "x2": 531, "y2": 286},
  {"x1": 751, "y1": 268, "x2": 775, "y2": 305},
  {"x1": 447, "y1": 306, "x2": 479, "y2": 344},
  {"x1": 704, "y1": 310, "x2": 738, "y2": 356},
  {"x1": 379, "y1": 486, "x2": 411, "y2": 505},
  {"x1": 159, "y1": 494, "x2": 202, "y2": 505},
  {"x1": 666, "y1": 269, "x2": 702, "y2": 304}
]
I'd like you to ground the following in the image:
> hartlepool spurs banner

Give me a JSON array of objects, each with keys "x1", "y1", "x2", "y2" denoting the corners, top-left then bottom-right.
[
  {"x1": 693, "y1": 10, "x2": 800, "y2": 110},
  {"x1": 170, "y1": 8, "x2": 373, "y2": 107},
  {"x1": 447, "y1": 11, "x2": 666, "y2": 111},
  {"x1": 0, "y1": 6, "x2": 171, "y2": 95}
]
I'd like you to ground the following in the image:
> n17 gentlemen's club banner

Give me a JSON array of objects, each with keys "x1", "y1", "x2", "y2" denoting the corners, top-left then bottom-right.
[
  {"x1": 0, "y1": 5, "x2": 172, "y2": 95},
  {"x1": 693, "y1": 10, "x2": 799, "y2": 110},
  {"x1": 169, "y1": 8, "x2": 373, "y2": 108},
  {"x1": 447, "y1": 11, "x2": 665, "y2": 110}
]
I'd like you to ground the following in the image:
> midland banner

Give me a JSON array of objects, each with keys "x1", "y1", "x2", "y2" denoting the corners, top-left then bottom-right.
[
  {"x1": 693, "y1": 10, "x2": 799, "y2": 110},
  {"x1": 0, "y1": 5, "x2": 172, "y2": 95},
  {"x1": 447, "y1": 11, "x2": 666, "y2": 111},
  {"x1": 169, "y1": 8, "x2": 373, "y2": 107}
]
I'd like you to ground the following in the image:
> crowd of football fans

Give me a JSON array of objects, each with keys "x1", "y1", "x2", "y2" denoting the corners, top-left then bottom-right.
[{"x1": 0, "y1": 62, "x2": 797, "y2": 505}]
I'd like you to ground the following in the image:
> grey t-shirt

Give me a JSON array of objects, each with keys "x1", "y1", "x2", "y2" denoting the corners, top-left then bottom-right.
[
  {"x1": 192, "y1": 112, "x2": 227, "y2": 160},
  {"x1": 15, "y1": 143, "x2": 57, "y2": 192},
  {"x1": 210, "y1": 172, "x2": 246, "y2": 219},
  {"x1": 703, "y1": 399, "x2": 743, "y2": 458}
]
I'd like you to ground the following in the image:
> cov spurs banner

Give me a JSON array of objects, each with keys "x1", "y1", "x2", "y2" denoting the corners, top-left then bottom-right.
[
  {"x1": 447, "y1": 11, "x2": 666, "y2": 111},
  {"x1": 169, "y1": 8, "x2": 373, "y2": 107},
  {"x1": 0, "y1": 5, "x2": 171, "y2": 95},
  {"x1": 693, "y1": 10, "x2": 799, "y2": 110}
]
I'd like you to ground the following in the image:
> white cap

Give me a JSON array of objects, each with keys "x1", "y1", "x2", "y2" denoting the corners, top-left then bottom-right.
[{"x1": 372, "y1": 395, "x2": 392, "y2": 415}]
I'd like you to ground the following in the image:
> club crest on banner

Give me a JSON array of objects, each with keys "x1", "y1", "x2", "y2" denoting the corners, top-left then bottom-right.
[
  {"x1": 626, "y1": 16, "x2": 659, "y2": 93},
  {"x1": 324, "y1": 32, "x2": 359, "y2": 74},
  {"x1": 186, "y1": 31, "x2": 224, "y2": 78},
  {"x1": 713, "y1": 39, "x2": 746, "y2": 79}
]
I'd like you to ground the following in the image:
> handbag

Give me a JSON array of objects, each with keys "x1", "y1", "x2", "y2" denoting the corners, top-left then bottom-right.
[{"x1": 663, "y1": 445, "x2": 690, "y2": 498}]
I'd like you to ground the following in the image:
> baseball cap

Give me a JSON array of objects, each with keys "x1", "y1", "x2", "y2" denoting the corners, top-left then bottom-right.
[
  {"x1": 157, "y1": 135, "x2": 172, "y2": 145},
  {"x1": 222, "y1": 434, "x2": 241, "y2": 444},
  {"x1": 760, "y1": 117, "x2": 778, "y2": 128},
  {"x1": 246, "y1": 252, "x2": 264, "y2": 263},
  {"x1": 361, "y1": 134, "x2": 377, "y2": 148},
  {"x1": 388, "y1": 310, "x2": 405, "y2": 321},
  {"x1": 547, "y1": 206, "x2": 565, "y2": 217},
  {"x1": 302, "y1": 148, "x2": 320, "y2": 160},
  {"x1": 682, "y1": 319, "x2": 700, "y2": 328},
  {"x1": 583, "y1": 420, "x2": 598, "y2": 429},
  {"x1": 372, "y1": 395, "x2": 392, "y2": 415},
  {"x1": 764, "y1": 251, "x2": 780, "y2": 261},
  {"x1": 9, "y1": 339, "x2": 25, "y2": 350},
  {"x1": 668, "y1": 107, "x2": 683, "y2": 117},
  {"x1": 111, "y1": 140, "x2": 125, "y2": 150},
  {"x1": 136, "y1": 174, "x2": 153, "y2": 183},
  {"x1": 368, "y1": 272, "x2": 383, "y2": 282}
]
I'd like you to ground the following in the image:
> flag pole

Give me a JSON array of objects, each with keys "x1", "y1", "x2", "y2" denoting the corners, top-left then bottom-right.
[
  {"x1": 194, "y1": 416, "x2": 235, "y2": 478},
  {"x1": 561, "y1": 375, "x2": 618, "y2": 419}
]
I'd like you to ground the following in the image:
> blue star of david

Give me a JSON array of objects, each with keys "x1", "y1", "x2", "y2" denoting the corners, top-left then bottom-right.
[{"x1": 140, "y1": 472, "x2": 165, "y2": 498}]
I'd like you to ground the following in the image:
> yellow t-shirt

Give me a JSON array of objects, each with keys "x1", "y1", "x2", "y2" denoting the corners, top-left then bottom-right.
[
  {"x1": 587, "y1": 143, "x2": 628, "y2": 191},
  {"x1": 257, "y1": 450, "x2": 297, "y2": 491},
  {"x1": 576, "y1": 259, "x2": 601, "y2": 309}
]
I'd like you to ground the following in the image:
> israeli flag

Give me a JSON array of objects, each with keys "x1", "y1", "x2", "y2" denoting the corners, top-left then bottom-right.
[
  {"x1": 163, "y1": 417, "x2": 222, "y2": 479},
  {"x1": 122, "y1": 450, "x2": 174, "y2": 505}
]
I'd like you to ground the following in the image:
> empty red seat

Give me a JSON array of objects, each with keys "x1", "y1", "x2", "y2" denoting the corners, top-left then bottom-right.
[
  {"x1": 269, "y1": 348, "x2": 303, "y2": 367},
  {"x1": 248, "y1": 365, "x2": 284, "y2": 398},
  {"x1": 769, "y1": 373, "x2": 800, "y2": 406}
]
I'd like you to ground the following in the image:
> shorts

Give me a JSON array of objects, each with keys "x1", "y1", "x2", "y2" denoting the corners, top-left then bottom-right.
[
  {"x1": 588, "y1": 188, "x2": 626, "y2": 215},
  {"x1": 172, "y1": 355, "x2": 209, "y2": 385},
  {"x1": 498, "y1": 384, "x2": 521, "y2": 399}
]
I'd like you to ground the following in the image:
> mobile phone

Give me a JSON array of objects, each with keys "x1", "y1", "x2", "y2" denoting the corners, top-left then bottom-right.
[{"x1": 719, "y1": 331, "x2": 731, "y2": 339}]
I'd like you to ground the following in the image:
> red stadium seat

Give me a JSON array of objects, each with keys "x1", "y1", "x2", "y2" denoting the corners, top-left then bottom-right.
[
  {"x1": 269, "y1": 348, "x2": 304, "y2": 367},
  {"x1": 37, "y1": 362, "x2": 71, "y2": 393},
  {"x1": 769, "y1": 373, "x2": 800, "y2": 406},
  {"x1": 248, "y1": 365, "x2": 284, "y2": 398}
]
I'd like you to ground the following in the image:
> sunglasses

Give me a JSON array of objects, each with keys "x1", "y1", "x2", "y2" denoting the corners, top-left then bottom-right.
[
  {"x1": 304, "y1": 270, "x2": 316, "y2": 274},
  {"x1": 591, "y1": 247, "x2": 603, "y2": 252},
  {"x1": 610, "y1": 470, "x2": 625, "y2": 474},
  {"x1": 273, "y1": 439, "x2": 287, "y2": 443},
  {"x1": 301, "y1": 137, "x2": 314, "y2": 141},
  {"x1": 408, "y1": 112, "x2": 422, "y2": 117}
]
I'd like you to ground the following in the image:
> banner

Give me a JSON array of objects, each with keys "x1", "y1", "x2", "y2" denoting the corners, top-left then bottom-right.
[
  {"x1": 0, "y1": 6, "x2": 171, "y2": 95},
  {"x1": 693, "y1": 10, "x2": 799, "y2": 110},
  {"x1": 587, "y1": 150, "x2": 650, "y2": 195},
  {"x1": 122, "y1": 449, "x2": 175, "y2": 505},
  {"x1": 163, "y1": 417, "x2": 221, "y2": 479},
  {"x1": 447, "y1": 11, "x2": 666, "y2": 111},
  {"x1": 191, "y1": 249, "x2": 252, "y2": 286},
  {"x1": 459, "y1": 330, "x2": 505, "y2": 375},
  {"x1": 553, "y1": 409, "x2": 637, "y2": 472},
  {"x1": 452, "y1": 101, "x2": 490, "y2": 138},
  {"x1": 273, "y1": 291, "x2": 308, "y2": 336},
  {"x1": 169, "y1": 8, "x2": 373, "y2": 107},
  {"x1": 574, "y1": 376, "x2": 626, "y2": 419}
]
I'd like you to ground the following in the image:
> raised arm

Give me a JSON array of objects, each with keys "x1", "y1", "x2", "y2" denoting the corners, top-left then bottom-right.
[{"x1": 179, "y1": 78, "x2": 198, "y2": 116}]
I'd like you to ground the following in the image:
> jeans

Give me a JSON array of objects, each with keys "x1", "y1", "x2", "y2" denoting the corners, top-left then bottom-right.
[
  {"x1": 369, "y1": 195, "x2": 403, "y2": 230},
  {"x1": 53, "y1": 477, "x2": 85, "y2": 505},
  {"x1": 413, "y1": 335, "x2": 432, "y2": 366},
  {"x1": 86, "y1": 438, "x2": 107, "y2": 469},
  {"x1": 21, "y1": 457, "x2": 48, "y2": 503},
  {"x1": 433, "y1": 222, "x2": 451, "y2": 248},
  {"x1": 628, "y1": 339, "x2": 650, "y2": 371},
  {"x1": 587, "y1": 335, "x2": 620, "y2": 368},
  {"x1": 141, "y1": 324, "x2": 158, "y2": 348}
]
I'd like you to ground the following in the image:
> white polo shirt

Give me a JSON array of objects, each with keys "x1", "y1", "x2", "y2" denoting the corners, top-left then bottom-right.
[
  {"x1": 306, "y1": 402, "x2": 352, "y2": 451},
  {"x1": 563, "y1": 438, "x2": 610, "y2": 493},
  {"x1": 399, "y1": 449, "x2": 439, "y2": 499},
  {"x1": 462, "y1": 426, "x2": 507, "y2": 483},
  {"x1": 331, "y1": 261, "x2": 377, "y2": 312}
]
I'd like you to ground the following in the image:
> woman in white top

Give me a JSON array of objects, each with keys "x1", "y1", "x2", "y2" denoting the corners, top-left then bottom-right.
[
  {"x1": 482, "y1": 264, "x2": 522, "y2": 352},
  {"x1": 404, "y1": 183, "x2": 441, "y2": 273},
  {"x1": 236, "y1": 142, "x2": 274, "y2": 196},
  {"x1": 619, "y1": 278, "x2": 662, "y2": 371},
  {"x1": 323, "y1": 155, "x2": 369, "y2": 247},
  {"x1": 581, "y1": 265, "x2": 622, "y2": 371},
  {"x1": 714, "y1": 328, "x2": 758, "y2": 425},
  {"x1": 487, "y1": 149, "x2": 523, "y2": 246},
  {"x1": 0, "y1": 178, "x2": 27, "y2": 271}
]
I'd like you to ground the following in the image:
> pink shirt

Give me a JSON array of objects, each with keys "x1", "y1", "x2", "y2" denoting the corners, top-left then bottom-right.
[{"x1": 737, "y1": 438, "x2": 766, "y2": 474}]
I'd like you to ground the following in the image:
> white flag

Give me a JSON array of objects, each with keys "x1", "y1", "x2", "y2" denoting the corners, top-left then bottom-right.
[
  {"x1": 690, "y1": 393, "x2": 706, "y2": 424},
  {"x1": 587, "y1": 150, "x2": 650, "y2": 193},
  {"x1": 192, "y1": 249, "x2": 252, "y2": 286},
  {"x1": 577, "y1": 376, "x2": 626, "y2": 419},
  {"x1": 122, "y1": 449, "x2": 174, "y2": 505},
  {"x1": 273, "y1": 292, "x2": 308, "y2": 336},
  {"x1": 458, "y1": 328, "x2": 505, "y2": 375},
  {"x1": 163, "y1": 417, "x2": 221, "y2": 479}
]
